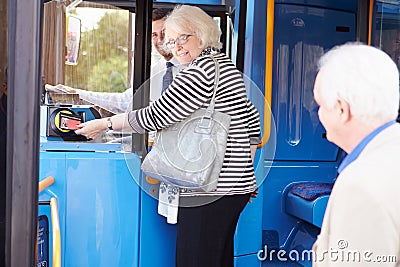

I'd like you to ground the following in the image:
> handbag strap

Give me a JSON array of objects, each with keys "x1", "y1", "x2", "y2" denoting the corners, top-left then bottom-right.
[
  {"x1": 196, "y1": 56, "x2": 221, "y2": 130},
  {"x1": 201, "y1": 56, "x2": 219, "y2": 120}
]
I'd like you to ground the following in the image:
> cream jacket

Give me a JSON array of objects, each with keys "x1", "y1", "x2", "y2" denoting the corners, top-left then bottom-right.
[{"x1": 313, "y1": 123, "x2": 400, "y2": 266}]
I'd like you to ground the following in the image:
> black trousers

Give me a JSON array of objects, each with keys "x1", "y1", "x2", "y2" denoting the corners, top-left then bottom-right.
[{"x1": 176, "y1": 193, "x2": 251, "y2": 267}]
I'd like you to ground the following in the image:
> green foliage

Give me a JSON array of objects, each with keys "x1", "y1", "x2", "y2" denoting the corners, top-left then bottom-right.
[
  {"x1": 87, "y1": 55, "x2": 128, "y2": 93},
  {"x1": 65, "y1": 9, "x2": 130, "y2": 92}
]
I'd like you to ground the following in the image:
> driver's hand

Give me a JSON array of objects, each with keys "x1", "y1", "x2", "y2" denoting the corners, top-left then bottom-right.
[{"x1": 54, "y1": 84, "x2": 77, "y2": 94}]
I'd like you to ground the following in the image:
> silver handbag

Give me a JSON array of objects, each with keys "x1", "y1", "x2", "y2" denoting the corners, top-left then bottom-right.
[{"x1": 141, "y1": 57, "x2": 231, "y2": 192}]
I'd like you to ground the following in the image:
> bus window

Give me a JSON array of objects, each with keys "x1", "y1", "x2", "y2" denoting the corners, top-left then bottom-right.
[
  {"x1": 65, "y1": 3, "x2": 133, "y2": 93},
  {"x1": 42, "y1": 1, "x2": 134, "y2": 94},
  {"x1": 374, "y1": 0, "x2": 400, "y2": 69}
]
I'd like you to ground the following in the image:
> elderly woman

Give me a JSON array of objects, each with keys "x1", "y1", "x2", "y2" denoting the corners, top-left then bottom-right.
[{"x1": 76, "y1": 5, "x2": 260, "y2": 267}]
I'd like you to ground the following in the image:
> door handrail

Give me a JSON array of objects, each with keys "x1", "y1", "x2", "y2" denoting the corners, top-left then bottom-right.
[
  {"x1": 50, "y1": 197, "x2": 61, "y2": 267},
  {"x1": 39, "y1": 176, "x2": 55, "y2": 193}
]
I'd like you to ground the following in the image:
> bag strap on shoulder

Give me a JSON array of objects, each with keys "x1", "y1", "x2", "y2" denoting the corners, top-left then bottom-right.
[{"x1": 204, "y1": 56, "x2": 220, "y2": 117}]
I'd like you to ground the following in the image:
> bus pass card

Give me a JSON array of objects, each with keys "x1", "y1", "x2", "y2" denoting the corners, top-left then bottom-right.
[{"x1": 59, "y1": 113, "x2": 82, "y2": 130}]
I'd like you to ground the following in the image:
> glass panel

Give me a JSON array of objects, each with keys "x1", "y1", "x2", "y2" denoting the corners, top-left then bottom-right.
[
  {"x1": 374, "y1": 1, "x2": 400, "y2": 69},
  {"x1": 40, "y1": 2, "x2": 232, "y2": 146},
  {"x1": 41, "y1": 1, "x2": 136, "y2": 146},
  {"x1": 65, "y1": 3, "x2": 134, "y2": 93}
]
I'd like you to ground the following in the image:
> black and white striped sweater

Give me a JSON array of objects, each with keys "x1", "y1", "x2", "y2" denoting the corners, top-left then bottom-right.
[{"x1": 129, "y1": 49, "x2": 260, "y2": 196}]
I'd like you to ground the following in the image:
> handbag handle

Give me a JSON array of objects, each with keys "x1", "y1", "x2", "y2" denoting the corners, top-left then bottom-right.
[
  {"x1": 207, "y1": 56, "x2": 220, "y2": 112},
  {"x1": 197, "y1": 56, "x2": 220, "y2": 129}
]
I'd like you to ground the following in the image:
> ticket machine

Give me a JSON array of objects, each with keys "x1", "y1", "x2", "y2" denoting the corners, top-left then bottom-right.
[{"x1": 37, "y1": 93, "x2": 144, "y2": 267}]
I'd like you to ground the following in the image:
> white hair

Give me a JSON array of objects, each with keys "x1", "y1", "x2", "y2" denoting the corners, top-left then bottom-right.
[
  {"x1": 318, "y1": 42, "x2": 399, "y2": 127},
  {"x1": 164, "y1": 5, "x2": 222, "y2": 49}
]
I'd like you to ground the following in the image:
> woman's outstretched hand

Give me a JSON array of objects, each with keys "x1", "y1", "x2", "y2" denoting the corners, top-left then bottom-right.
[{"x1": 75, "y1": 118, "x2": 107, "y2": 139}]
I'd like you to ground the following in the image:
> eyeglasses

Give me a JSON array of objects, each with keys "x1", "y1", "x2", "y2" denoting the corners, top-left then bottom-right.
[{"x1": 164, "y1": 34, "x2": 193, "y2": 49}]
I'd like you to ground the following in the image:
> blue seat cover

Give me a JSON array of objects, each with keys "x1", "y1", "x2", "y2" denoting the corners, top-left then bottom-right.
[
  {"x1": 290, "y1": 182, "x2": 333, "y2": 201},
  {"x1": 285, "y1": 182, "x2": 334, "y2": 227}
]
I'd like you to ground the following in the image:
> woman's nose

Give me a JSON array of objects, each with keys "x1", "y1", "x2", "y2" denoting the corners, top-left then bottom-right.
[{"x1": 174, "y1": 43, "x2": 183, "y2": 50}]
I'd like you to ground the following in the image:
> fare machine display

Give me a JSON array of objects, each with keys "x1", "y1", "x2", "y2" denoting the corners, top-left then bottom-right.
[{"x1": 41, "y1": 105, "x2": 99, "y2": 141}]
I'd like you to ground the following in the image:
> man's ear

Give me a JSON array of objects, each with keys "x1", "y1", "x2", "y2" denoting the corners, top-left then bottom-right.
[{"x1": 336, "y1": 97, "x2": 351, "y2": 123}]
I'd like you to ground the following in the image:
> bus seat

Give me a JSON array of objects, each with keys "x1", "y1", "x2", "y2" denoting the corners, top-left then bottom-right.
[{"x1": 284, "y1": 182, "x2": 333, "y2": 228}]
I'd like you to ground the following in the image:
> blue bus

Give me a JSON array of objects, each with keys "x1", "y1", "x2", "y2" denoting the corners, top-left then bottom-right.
[{"x1": 1, "y1": 0, "x2": 399, "y2": 266}]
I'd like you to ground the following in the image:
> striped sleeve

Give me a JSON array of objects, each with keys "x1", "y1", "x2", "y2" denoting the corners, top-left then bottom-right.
[
  {"x1": 128, "y1": 61, "x2": 215, "y2": 133},
  {"x1": 246, "y1": 98, "x2": 261, "y2": 144}
]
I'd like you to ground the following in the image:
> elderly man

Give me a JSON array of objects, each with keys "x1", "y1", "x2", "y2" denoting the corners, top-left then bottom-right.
[{"x1": 312, "y1": 43, "x2": 400, "y2": 266}]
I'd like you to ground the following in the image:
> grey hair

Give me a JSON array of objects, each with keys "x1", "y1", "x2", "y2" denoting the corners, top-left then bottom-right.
[
  {"x1": 317, "y1": 42, "x2": 399, "y2": 127},
  {"x1": 164, "y1": 5, "x2": 222, "y2": 49}
]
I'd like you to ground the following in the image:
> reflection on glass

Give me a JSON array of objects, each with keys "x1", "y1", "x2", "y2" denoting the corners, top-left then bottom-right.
[
  {"x1": 65, "y1": 16, "x2": 81, "y2": 65},
  {"x1": 374, "y1": 1, "x2": 400, "y2": 69},
  {"x1": 65, "y1": 3, "x2": 133, "y2": 93}
]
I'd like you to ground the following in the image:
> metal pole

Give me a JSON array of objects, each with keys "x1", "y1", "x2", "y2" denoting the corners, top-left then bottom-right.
[
  {"x1": 235, "y1": 0, "x2": 247, "y2": 72},
  {"x1": 131, "y1": 0, "x2": 153, "y2": 155},
  {"x1": 6, "y1": 0, "x2": 41, "y2": 265},
  {"x1": 357, "y1": 0, "x2": 371, "y2": 44}
]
